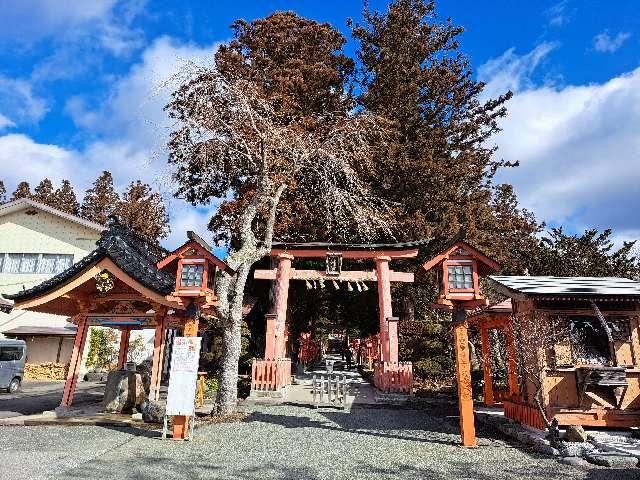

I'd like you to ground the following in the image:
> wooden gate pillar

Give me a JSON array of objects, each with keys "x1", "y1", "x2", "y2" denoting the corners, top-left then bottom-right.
[
  {"x1": 273, "y1": 254, "x2": 293, "y2": 359},
  {"x1": 61, "y1": 315, "x2": 89, "y2": 407},
  {"x1": 453, "y1": 309, "x2": 476, "y2": 447},
  {"x1": 117, "y1": 326, "x2": 131, "y2": 369},
  {"x1": 375, "y1": 256, "x2": 393, "y2": 363},
  {"x1": 264, "y1": 313, "x2": 277, "y2": 360},
  {"x1": 480, "y1": 326, "x2": 494, "y2": 406},
  {"x1": 150, "y1": 313, "x2": 167, "y2": 401}
]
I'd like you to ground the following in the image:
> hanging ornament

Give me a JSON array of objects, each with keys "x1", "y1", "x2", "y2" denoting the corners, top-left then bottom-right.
[
  {"x1": 362, "y1": 282, "x2": 369, "y2": 291},
  {"x1": 305, "y1": 280, "x2": 312, "y2": 290},
  {"x1": 312, "y1": 280, "x2": 317, "y2": 289},
  {"x1": 319, "y1": 278, "x2": 325, "y2": 289},
  {"x1": 95, "y1": 271, "x2": 114, "y2": 293},
  {"x1": 347, "y1": 282, "x2": 354, "y2": 292},
  {"x1": 332, "y1": 280, "x2": 340, "y2": 290},
  {"x1": 356, "y1": 281, "x2": 362, "y2": 292}
]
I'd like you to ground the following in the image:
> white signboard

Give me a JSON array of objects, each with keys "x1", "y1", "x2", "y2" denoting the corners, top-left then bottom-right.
[{"x1": 166, "y1": 336, "x2": 202, "y2": 416}]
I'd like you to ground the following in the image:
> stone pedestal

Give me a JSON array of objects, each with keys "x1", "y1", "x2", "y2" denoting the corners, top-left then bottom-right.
[{"x1": 102, "y1": 370, "x2": 147, "y2": 413}]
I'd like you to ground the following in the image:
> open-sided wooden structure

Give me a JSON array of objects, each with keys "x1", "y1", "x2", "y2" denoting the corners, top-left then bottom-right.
[
  {"x1": 5, "y1": 221, "x2": 231, "y2": 439},
  {"x1": 422, "y1": 240, "x2": 500, "y2": 447},
  {"x1": 477, "y1": 276, "x2": 640, "y2": 430},
  {"x1": 253, "y1": 240, "x2": 429, "y2": 395}
]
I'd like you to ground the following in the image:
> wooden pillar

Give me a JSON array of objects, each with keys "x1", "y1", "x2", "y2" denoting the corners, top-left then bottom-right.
[
  {"x1": 264, "y1": 313, "x2": 277, "y2": 360},
  {"x1": 61, "y1": 315, "x2": 89, "y2": 407},
  {"x1": 505, "y1": 323, "x2": 519, "y2": 399},
  {"x1": 273, "y1": 254, "x2": 293, "y2": 359},
  {"x1": 387, "y1": 317, "x2": 399, "y2": 364},
  {"x1": 117, "y1": 326, "x2": 131, "y2": 369},
  {"x1": 173, "y1": 316, "x2": 199, "y2": 440},
  {"x1": 150, "y1": 313, "x2": 167, "y2": 401},
  {"x1": 453, "y1": 309, "x2": 476, "y2": 447},
  {"x1": 480, "y1": 326, "x2": 494, "y2": 406},
  {"x1": 375, "y1": 256, "x2": 392, "y2": 363}
]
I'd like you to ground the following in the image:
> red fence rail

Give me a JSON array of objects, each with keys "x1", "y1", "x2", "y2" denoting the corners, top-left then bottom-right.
[
  {"x1": 503, "y1": 400, "x2": 546, "y2": 430},
  {"x1": 251, "y1": 358, "x2": 292, "y2": 392},
  {"x1": 374, "y1": 361, "x2": 413, "y2": 394}
]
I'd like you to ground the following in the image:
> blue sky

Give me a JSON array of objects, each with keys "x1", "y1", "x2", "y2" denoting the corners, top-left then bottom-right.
[{"x1": 0, "y1": 0, "x2": 638, "y2": 249}]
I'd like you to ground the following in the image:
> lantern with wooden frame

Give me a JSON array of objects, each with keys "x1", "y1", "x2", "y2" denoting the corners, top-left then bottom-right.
[
  {"x1": 422, "y1": 241, "x2": 500, "y2": 310},
  {"x1": 157, "y1": 231, "x2": 234, "y2": 306}
]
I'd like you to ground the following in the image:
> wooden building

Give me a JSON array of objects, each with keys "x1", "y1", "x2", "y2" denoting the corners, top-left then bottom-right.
[{"x1": 474, "y1": 275, "x2": 640, "y2": 429}]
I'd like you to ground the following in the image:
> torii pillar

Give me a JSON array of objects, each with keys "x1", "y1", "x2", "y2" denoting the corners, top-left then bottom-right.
[
  {"x1": 266, "y1": 253, "x2": 293, "y2": 360},
  {"x1": 375, "y1": 256, "x2": 394, "y2": 363}
]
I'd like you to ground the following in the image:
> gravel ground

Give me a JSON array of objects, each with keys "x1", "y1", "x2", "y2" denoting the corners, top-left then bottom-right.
[{"x1": 0, "y1": 403, "x2": 637, "y2": 480}]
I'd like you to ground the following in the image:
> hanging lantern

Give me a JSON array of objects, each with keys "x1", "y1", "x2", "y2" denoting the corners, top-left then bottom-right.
[{"x1": 95, "y1": 271, "x2": 114, "y2": 293}]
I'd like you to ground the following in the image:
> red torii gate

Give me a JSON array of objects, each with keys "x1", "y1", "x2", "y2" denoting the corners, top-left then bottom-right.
[{"x1": 252, "y1": 240, "x2": 427, "y2": 394}]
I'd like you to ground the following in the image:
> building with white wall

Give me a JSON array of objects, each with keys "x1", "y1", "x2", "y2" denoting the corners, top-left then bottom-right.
[{"x1": 0, "y1": 198, "x2": 104, "y2": 366}]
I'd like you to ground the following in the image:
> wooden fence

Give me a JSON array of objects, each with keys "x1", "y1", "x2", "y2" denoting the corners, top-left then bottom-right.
[
  {"x1": 251, "y1": 358, "x2": 292, "y2": 391},
  {"x1": 374, "y1": 361, "x2": 413, "y2": 394},
  {"x1": 503, "y1": 400, "x2": 546, "y2": 430}
]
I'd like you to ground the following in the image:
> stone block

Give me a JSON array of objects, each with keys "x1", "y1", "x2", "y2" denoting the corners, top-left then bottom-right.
[
  {"x1": 565, "y1": 425, "x2": 588, "y2": 443},
  {"x1": 585, "y1": 452, "x2": 639, "y2": 469},
  {"x1": 141, "y1": 399, "x2": 166, "y2": 423},
  {"x1": 102, "y1": 370, "x2": 147, "y2": 413}
]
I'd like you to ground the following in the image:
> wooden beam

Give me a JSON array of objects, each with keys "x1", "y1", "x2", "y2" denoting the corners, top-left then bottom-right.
[
  {"x1": 254, "y1": 268, "x2": 414, "y2": 283},
  {"x1": 269, "y1": 248, "x2": 419, "y2": 259},
  {"x1": 453, "y1": 314, "x2": 477, "y2": 448}
]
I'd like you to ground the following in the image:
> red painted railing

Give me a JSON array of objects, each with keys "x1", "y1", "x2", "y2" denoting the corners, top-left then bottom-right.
[
  {"x1": 374, "y1": 361, "x2": 413, "y2": 394},
  {"x1": 251, "y1": 358, "x2": 292, "y2": 391},
  {"x1": 503, "y1": 400, "x2": 546, "y2": 430}
]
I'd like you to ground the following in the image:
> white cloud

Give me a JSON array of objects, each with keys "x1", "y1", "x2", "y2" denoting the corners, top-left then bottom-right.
[
  {"x1": 0, "y1": 114, "x2": 15, "y2": 131},
  {"x1": 545, "y1": 1, "x2": 571, "y2": 28},
  {"x1": 593, "y1": 31, "x2": 631, "y2": 53},
  {"x1": 478, "y1": 42, "x2": 558, "y2": 98},
  {"x1": 0, "y1": 36, "x2": 221, "y2": 249},
  {"x1": 480, "y1": 46, "x2": 640, "y2": 243},
  {"x1": 0, "y1": 75, "x2": 48, "y2": 125}
]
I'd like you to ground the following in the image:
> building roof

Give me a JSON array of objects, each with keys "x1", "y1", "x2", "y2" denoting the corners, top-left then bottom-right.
[
  {"x1": 0, "y1": 198, "x2": 105, "y2": 232},
  {"x1": 5, "y1": 219, "x2": 176, "y2": 301},
  {"x1": 0, "y1": 294, "x2": 13, "y2": 313},
  {"x1": 3, "y1": 324, "x2": 77, "y2": 337},
  {"x1": 489, "y1": 275, "x2": 640, "y2": 300}
]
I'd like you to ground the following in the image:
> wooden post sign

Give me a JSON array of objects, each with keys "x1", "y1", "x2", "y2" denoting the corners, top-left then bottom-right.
[{"x1": 164, "y1": 336, "x2": 202, "y2": 440}]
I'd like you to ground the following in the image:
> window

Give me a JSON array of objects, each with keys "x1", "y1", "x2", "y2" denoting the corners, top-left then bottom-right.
[
  {"x1": 180, "y1": 264, "x2": 204, "y2": 287},
  {"x1": 0, "y1": 253, "x2": 73, "y2": 274},
  {"x1": 206, "y1": 263, "x2": 215, "y2": 290},
  {"x1": 0, "y1": 347, "x2": 24, "y2": 361},
  {"x1": 447, "y1": 264, "x2": 473, "y2": 289}
]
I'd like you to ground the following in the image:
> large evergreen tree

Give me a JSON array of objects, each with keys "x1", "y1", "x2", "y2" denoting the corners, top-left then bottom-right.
[
  {"x1": 53, "y1": 180, "x2": 80, "y2": 215},
  {"x1": 33, "y1": 178, "x2": 55, "y2": 205},
  {"x1": 116, "y1": 181, "x2": 170, "y2": 244},
  {"x1": 11, "y1": 181, "x2": 31, "y2": 201},
  {"x1": 81, "y1": 171, "x2": 120, "y2": 225}
]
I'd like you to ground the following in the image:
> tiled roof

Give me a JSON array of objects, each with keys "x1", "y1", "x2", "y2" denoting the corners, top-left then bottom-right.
[
  {"x1": 5, "y1": 220, "x2": 175, "y2": 302},
  {"x1": 490, "y1": 275, "x2": 640, "y2": 299},
  {"x1": 4, "y1": 324, "x2": 77, "y2": 336},
  {"x1": 0, "y1": 294, "x2": 13, "y2": 313}
]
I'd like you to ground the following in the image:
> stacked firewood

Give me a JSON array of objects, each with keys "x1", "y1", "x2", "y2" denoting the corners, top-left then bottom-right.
[{"x1": 23, "y1": 362, "x2": 69, "y2": 380}]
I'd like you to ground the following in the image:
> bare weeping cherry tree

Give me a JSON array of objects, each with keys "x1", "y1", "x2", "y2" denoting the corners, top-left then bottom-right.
[{"x1": 165, "y1": 65, "x2": 394, "y2": 414}]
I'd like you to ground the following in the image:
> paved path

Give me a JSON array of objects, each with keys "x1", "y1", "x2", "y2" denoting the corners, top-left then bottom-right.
[
  {"x1": 0, "y1": 381, "x2": 104, "y2": 418},
  {"x1": 0, "y1": 402, "x2": 636, "y2": 479}
]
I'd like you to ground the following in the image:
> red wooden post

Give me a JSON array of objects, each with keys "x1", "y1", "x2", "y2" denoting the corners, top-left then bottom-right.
[
  {"x1": 453, "y1": 311, "x2": 476, "y2": 448},
  {"x1": 375, "y1": 256, "x2": 392, "y2": 363},
  {"x1": 173, "y1": 316, "x2": 199, "y2": 440},
  {"x1": 150, "y1": 314, "x2": 166, "y2": 401},
  {"x1": 61, "y1": 315, "x2": 89, "y2": 407},
  {"x1": 273, "y1": 254, "x2": 293, "y2": 359},
  {"x1": 505, "y1": 323, "x2": 519, "y2": 399},
  {"x1": 264, "y1": 314, "x2": 277, "y2": 360},
  {"x1": 387, "y1": 317, "x2": 399, "y2": 364},
  {"x1": 117, "y1": 326, "x2": 131, "y2": 370},
  {"x1": 480, "y1": 326, "x2": 494, "y2": 406}
]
